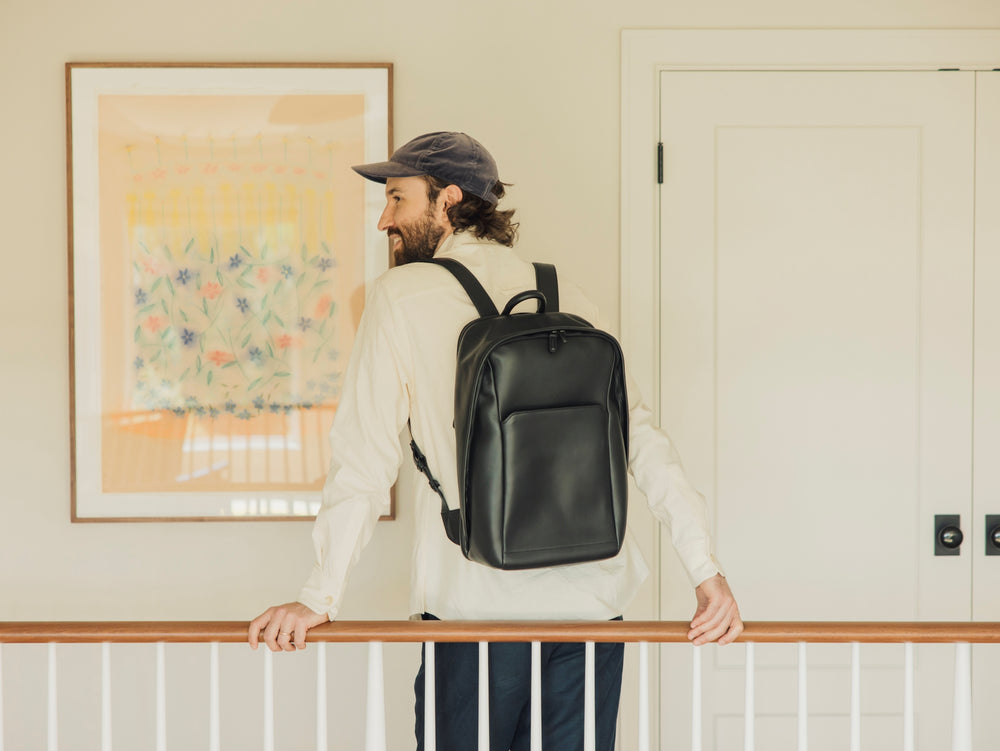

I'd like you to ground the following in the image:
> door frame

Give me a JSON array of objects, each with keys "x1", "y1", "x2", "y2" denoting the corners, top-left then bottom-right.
[{"x1": 618, "y1": 29, "x2": 1000, "y2": 749}]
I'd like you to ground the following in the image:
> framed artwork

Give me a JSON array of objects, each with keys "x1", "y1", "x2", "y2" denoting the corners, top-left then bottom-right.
[{"x1": 67, "y1": 63, "x2": 393, "y2": 521}]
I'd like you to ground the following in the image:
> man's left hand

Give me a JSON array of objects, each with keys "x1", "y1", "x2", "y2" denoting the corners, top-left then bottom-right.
[{"x1": 688, "y1": 574, "x2": 743, "y2": 646}]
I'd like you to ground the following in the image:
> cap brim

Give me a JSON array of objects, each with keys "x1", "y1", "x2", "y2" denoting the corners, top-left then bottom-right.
[{"x1": 351, "y1": 161, "x2": 426, "y2": 183}]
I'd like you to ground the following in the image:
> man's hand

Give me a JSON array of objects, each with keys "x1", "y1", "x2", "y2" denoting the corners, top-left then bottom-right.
[
  {"x1": 688, "y1": 574, "x2": 743, "y2": 646},
  {"x1": 249, "y1": 602, "x2": 329, "y2": 653}
]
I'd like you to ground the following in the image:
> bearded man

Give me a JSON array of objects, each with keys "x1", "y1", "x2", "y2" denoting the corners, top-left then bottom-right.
[{"x1": 249, "y1": 132, "x2": 741, "y2": 750}]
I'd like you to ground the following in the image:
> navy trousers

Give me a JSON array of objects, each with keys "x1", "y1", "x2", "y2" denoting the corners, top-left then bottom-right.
[{"x1": 414, "y1": 616, "x2": 624, "y2": 751}]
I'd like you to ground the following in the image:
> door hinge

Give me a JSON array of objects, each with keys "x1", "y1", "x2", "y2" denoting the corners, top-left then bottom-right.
[{"x1": 657, "y1": 142, "x2": 664, "y2": 184}]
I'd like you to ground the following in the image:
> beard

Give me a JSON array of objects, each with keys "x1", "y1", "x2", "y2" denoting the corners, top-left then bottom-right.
[{"x1": 390, "y1": 207, "x2": 447, "y2": 266}]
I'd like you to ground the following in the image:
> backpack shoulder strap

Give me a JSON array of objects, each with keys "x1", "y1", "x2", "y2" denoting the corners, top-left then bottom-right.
[
  {"x1": 533, "y1": 262, "x2": 559, "y2": 313},
  {"x1": 423, "y1": 258, "x2": 498, "y2": 317}
]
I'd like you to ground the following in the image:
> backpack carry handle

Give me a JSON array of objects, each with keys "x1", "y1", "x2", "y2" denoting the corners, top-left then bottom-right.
[{"x1": 501, "y1": 290, "x2": 547, "y2": 316}]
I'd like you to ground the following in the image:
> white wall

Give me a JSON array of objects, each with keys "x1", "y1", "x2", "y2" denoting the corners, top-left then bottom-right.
[{"x1": 2, "y1": 0, "x2": 999, "y2": 747}]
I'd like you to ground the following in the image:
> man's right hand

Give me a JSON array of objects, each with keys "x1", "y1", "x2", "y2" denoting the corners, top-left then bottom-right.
[{"x1": 249, "y1": 601, "x2": 329, "y2": 652}]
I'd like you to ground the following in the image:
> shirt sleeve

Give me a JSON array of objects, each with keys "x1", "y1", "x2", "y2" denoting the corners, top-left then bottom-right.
[
  {"x1": 297, "y1": 281, "x2": 411, "y2": 619},
  {"x1": 626, "y1": 371, "x2": 724, "y2": 589}
]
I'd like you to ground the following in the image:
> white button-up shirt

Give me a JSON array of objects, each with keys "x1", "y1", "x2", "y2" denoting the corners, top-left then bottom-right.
[{"x1": 298, "y1": 233, "x2": 722, "y2": 621}]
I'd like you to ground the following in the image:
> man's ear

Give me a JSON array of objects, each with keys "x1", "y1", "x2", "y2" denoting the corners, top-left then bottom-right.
[{"x1": 440, "y1": 184, "x2": 464, "y2": 211}]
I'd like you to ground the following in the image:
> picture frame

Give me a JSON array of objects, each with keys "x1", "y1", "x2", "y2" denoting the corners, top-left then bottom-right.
[{"x1": 67, "y1": 63, "x2": 393, "y2": 521}]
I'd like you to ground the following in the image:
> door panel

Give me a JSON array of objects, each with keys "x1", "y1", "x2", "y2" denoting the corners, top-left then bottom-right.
[
  {"x1": 657, "y1": 71, "x2": 975, "y2": 750},
  {"x1": 973, "y1": 70, "x2": 1000, "y2": 749}
]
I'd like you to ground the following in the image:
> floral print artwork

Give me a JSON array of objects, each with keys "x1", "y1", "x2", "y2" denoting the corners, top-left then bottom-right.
[{"x1": 95, "y1": 93, "x2": 370, "y2": 495}]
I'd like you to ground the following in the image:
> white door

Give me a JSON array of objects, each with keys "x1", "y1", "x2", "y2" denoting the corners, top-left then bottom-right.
[
  {"x1": 972, "y1": 70, "x2": 1000, "y2": 743},
  {"x1": 655, "y1": 71, "x2": 977, "y2": 750}
]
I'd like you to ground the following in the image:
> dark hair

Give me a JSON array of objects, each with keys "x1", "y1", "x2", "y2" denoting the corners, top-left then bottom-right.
[{"x1": 424, "y1": 176, "x2": 519, "y2": 247}]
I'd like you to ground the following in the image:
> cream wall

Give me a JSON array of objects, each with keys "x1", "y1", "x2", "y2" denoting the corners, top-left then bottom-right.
[{"x1": 2, "y1": 0, "x2": 1000, "y2": 747}]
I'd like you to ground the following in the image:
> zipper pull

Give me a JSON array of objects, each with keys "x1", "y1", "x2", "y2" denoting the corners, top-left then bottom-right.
[{"x1": 548, "y1": 330, "x2": 569, "y2": 353}]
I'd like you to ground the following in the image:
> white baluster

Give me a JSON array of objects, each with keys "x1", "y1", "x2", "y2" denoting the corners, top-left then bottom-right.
[
  {"x1": 691, "y1": 645, "x2": 702, "y2": 751},
  {"x1": 952, "y1": 642, "x2": 972, "y2": 751},
  {"x1": 424, "y1": 642, "x2": 436, "y2": 751},
  {"x1": 156, "y1": 642, "x2": 166, "y2": 751},
  {"x1": 48, "y1": 642, "x2": 57, "y2": 751},
  {"x1": 531, "y1": 642, "x2": 542, "y2": 751},
  {"x1": 638, "y1": 641, "x2": 650, "y2": 751},
  {"x1": 850, "y1": 642, "x2": 860, "y2": 751},
  {"x1": 0, "y1": 643, "x2": 5, "y2": 751},
  {"x1": 316, "y1": 642, "x2": 327, "y2": 751},
  {"x1": 584, "y1": 642, "x2": 596, "y2": 751},
  {"x1": 478, "y1": 642, "x2": 489, "y2": 751},
  {"x1": 744, "y1": 642, "x2": 755, "y2": 751},
  {"x1": 209, "y1": 643, "x2": 220, "y2": 751},
  {"x1": 102, "y1": 642, "x2": 112, "y2": 751},
  {"x1": 366, "y1": 642, "x2": 386, "y2": 751},
  {"x1": 903, "y1": 643, "x2": 914, "y2": 751},
  {"x1": 797, "y1": 642, "x2": 808, "y2": 751},
  {"x1": 263, "y1": 647, "x2": 274, "y2": 751}
]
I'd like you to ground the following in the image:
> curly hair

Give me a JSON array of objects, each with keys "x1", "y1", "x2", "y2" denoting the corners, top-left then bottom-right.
[{"x1": 424, "y1": 175, "x2": 519, "y2": 247}]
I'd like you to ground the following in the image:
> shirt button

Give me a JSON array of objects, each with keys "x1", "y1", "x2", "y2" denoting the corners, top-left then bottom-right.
[{"x1": 324, "y1": 596, "x2": 333, "y2": 604}]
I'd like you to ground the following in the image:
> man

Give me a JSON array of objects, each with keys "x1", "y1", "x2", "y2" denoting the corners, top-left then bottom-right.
[{"x1": 249, "y1": 132, "x2": 742, "y2": 749}]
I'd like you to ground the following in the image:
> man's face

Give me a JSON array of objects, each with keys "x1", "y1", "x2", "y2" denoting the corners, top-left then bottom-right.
[{"x1": 378, "y1": 176, "x2": 448, "y2": 265}]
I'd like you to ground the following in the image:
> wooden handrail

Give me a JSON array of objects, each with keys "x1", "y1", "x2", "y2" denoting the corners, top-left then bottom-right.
[{"x1": 1, "y1": 621, "x2": 999, "y2": 644}]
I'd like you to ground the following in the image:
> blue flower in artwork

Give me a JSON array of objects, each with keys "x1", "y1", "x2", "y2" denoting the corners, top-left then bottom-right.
[
  {"x1": 237, "y1": 410, "x2": 252, "y2": 420},
  {"x1": 247, "y1": 345, "x2": 263, "y2": 364},
  {"x1": 224, "y1": 400, "x2": 237, "y2": 413},
  {"x1": 301, "y1": 402, "x2": 313, "y2": 410},
  {"x1": 269, "y1": 402, "x2": 282, "y2": 414},
  {"x1": 281, "y1": 264, "x2": 294, "y2": 279},
  {"x1": 208, "y1": 407, "x2": 220, "y2": 418},
  {"x1": 193, "y1": 405, "x2": 206, "y2": 416},
  {"x1": 297, "y1": 317, "x2": 313, "y2": 332},
  {"x1": 180, "y1": 328, "x2": 197, "y2": 347},
  {"x1": 228, "y1": 255, "x2": 243, "y2": 270},
  {"x1": 283, "y1": 404, "x2": 293, "y2": 414},
  {"x1": 253, "y1": 396, "x2": 266, "y2": 410},
  {"x1": 134, "y1": 357, "x2": 144, "y2": 370},
  {"x1": 236, "y1": 297, "x2": 250, "y2": 314},
  {"x1": 172, "y1": 407, "x2": 187, "y2": 417},
  {"x1": 176, "y1": 268, "x2": 191, "y2": 285},
  {"x1": 135, "y1": 288, "x2": 147, "y2": 305},
  {"x1": 315, "y1": 257, "x2": 334, "y2": 272},
  {"x1": 185, "y1": 396, "x2": 199, "y2": 407}
]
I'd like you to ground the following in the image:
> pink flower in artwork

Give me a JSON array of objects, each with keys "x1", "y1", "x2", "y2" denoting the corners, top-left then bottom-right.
[
  {"x1": 256, "y1": 267, "x2": 272, "y2": 284},
  {"x1": 142, "y1": 258, "x2": 162, "y2": 275},
  {"x1": 274, "y1": 166, "x2": 287, "y2": 174},
  {"x1": 176, "y1": 165, "x2": 191, "y2": 175},
  {"x1": 252, "y1": 164, "x2": 267, "y2": 173},
  {"x1": 203, "y1": 164, "x2": 218, "y2": 174},
  {"x1": 152, "y1": 169, "x2": 167, "y2": 180},
  {"x1": 293, "y1": 167, "x2": 306, "y2": 175},
  {"x1": 206, "y1": 350, "x2": 234, "y2": 366},
  {"x1": 314, "y1": 171, "x2": 326, "y2": 179},
  {"x1": 277, "y1": 334, "x2": 294, "y2": 349},
  {"x1": 199, "y1": 282, "x2": 223, "y2": 300},
  {"x1": 228, "y1": 164, "x2": 241, "y2": 172},
  {"x1": 143, "y1": 315, "x2": 166, "y2": 333},
  {"x1": 133, "y1": 174, "x2": 143, "y2": 183},
  {"x1": 314, "y1": 293, "x2": 333, "y2": 318}
]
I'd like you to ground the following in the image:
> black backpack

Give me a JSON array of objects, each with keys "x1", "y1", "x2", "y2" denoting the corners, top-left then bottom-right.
[{"x1": 409, "y1": 258, "x2": 629, "y2": 570}]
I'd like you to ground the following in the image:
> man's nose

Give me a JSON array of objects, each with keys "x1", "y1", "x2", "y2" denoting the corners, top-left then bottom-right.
[{"x1": 377, "y1": 204, "x2": 393, "y2": 231}]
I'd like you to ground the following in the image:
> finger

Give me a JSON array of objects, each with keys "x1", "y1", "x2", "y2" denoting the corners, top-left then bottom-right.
[
  {"x1": 248, "y1": 612, "x2": 271, "y2": 650},
  {"x1": 690, "y1": 597, "x2": 727, "y2": 630},
  {"x1": 293, "y1": 620, "x2": 308, "y2": 651},
  {"x1": 263, "y1": 617, "x2": 284, "y2": 652},
  {"x1": 277, "y1": 625, "x2": 295, "y2": 653},
  {"x1": 717, "y1": 618, "x2": 745, "y2": 646},
  {"x1": 689, "y1": 602, "x2": 736, "y2": 643}
]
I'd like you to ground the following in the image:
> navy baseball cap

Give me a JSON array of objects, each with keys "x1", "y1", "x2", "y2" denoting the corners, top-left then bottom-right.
[{"x1": 352, "y1": 132, "x2": 499, "y2": 205}]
